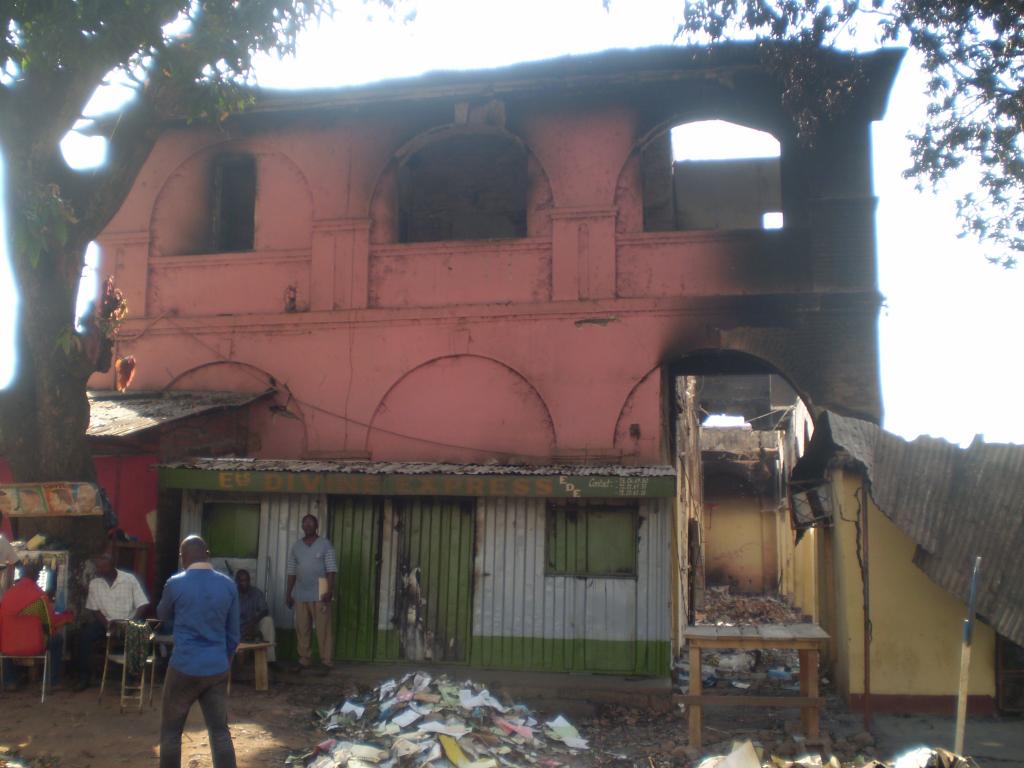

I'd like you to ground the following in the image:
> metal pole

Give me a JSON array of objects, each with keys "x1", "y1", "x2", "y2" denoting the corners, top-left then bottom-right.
[
  {"x1": 954, "y1": 556, "x2": 982, "y2": 754},
  {"x1": 861, "y1": 483, "x2": 871, "y2": 732}
]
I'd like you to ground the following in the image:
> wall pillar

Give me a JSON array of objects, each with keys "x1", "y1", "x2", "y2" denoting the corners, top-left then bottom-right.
[
  {"x1": 551, "y1": 207, "x2": 617, "y2": 301},
  {"x1": 311, "y1": 218, "x2": 371, "y2": 311}
]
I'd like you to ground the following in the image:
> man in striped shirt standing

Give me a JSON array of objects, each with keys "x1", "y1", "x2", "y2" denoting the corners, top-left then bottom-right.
[{"x1": 285, "y1": 514, "x2": 336, "y2": 673}]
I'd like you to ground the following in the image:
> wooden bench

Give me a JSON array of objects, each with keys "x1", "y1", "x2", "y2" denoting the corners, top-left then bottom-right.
[
  {"x1": 229, "y1": 641, "x2": 273, "y2": 693},
  {"x1": 155, "y1": 636, "x2": 273, "y2": 693},
  {"x1": 677, "y1": 624, "x2": 830, "y2": 748}
]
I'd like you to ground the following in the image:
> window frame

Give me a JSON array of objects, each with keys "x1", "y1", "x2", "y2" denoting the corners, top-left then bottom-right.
[
  {"x1": 210, "y1": 153, "x2": 257, "y2": 253},
  {"x1": 544, "y1": 500, "x2": 639, "y2": 579},
  {"x1": 201, "y1": 501, "x2": 261, "y2": 560}
]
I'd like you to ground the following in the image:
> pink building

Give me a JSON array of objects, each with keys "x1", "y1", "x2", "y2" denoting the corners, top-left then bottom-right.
[{"x1": 90, "y1": 44, "x2": 901, "y2": 673}]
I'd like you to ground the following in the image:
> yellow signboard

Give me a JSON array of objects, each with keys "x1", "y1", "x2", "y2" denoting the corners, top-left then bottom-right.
[{"x1": 0, "y1": 482, "x2": 104, "y2": 517}]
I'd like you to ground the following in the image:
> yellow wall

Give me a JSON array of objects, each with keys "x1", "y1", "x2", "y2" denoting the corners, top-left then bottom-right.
[
  {"x1": 827, "y1": 469, "x2": 996, "y2": 698},
  {"x1": 706, "y1": 493, "x2": 773, "y2": 593},
  {"x1": 778, "y1": 516, "x2": 819, "y2": 621},
  {"x1": 793, "y1": 527, "x2": 818, "y2": 620}
]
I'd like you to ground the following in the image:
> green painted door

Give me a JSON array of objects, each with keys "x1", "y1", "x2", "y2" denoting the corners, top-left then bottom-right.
[
  {"x1": 331, "y1": 496, "x2": 383, "y2": 661},
  {"x1": 394, "y1": 497, "x2": 474, "y2": 662}
]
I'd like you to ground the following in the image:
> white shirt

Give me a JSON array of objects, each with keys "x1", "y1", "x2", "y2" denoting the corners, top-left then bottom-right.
[
  {"x1": 86, "y1": 568, "x2": 149, "y2": 621},
  {"x1": 0, "y1": 534, "x2": 16, "y2": 567}
]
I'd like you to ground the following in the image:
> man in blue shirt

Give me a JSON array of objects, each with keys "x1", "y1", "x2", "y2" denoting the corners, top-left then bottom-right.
[{"x1": 157, "y1": 536, "x2": 238, "y2": 768}]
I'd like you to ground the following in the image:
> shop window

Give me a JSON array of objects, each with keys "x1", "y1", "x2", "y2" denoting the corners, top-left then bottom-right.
[
  {"x1": 545, "y1": 502, "x2": 637, "y2": 578},
  {"x1": 211, "y1": 154, "x2": 256, "y2": 252},
  {"x1": 202, "y1": 502, "x2": 259, "y2": 560},
  {"x1": 398, "y1": 134, "x2": 527, "y2": 243},
  {"x1": 642, "y1": 120, "x2": 782, "y2": 232}
]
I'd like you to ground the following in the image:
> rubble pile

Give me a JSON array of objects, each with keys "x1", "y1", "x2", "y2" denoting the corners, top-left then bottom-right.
[
  {"x1": 696, "y1": 586, "x2": 806, "y2": 627},
  {"x1": 286, "y1": 672, "x2": 589, "y2": 768}
]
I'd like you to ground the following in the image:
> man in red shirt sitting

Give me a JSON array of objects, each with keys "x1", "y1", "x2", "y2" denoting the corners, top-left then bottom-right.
[{"x1": 0, "y1": 560, "x2": 72, "y2": 690}]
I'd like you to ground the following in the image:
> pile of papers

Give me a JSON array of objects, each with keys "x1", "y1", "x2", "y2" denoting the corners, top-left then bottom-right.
[
  {"x1": 696, "y1": 740, "x2": 981, "y2": 768},
  {"x1": 287, "y1": 672, "x2": 589, "y2": 768}
]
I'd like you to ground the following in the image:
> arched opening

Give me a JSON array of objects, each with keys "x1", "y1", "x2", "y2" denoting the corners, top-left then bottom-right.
[
  {"x1": 149, "y1": 146, "x2": 312, "y2": 257},
  {"x1": 667, "y1": 350, "x2": 815, "y2": 626},
  {"x1": 398, "y1": 133, "x2": 528, "y2": 243},
  {"x1": 642, "y1": 120, "x2": 783, "y2": 233}
]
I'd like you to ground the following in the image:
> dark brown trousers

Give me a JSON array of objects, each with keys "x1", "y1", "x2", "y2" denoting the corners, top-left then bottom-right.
[{"x1": 159, "y1": 666, "x2": 236, "y2": 768}]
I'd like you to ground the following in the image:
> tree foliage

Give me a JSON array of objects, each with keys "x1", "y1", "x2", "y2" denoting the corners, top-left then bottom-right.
[
  {"x1": 0, "y1": 2, "x2": 335, "y2": 493},
  {"x1": 680, "y1": 0, "x2": 1024, "y2": 268}
]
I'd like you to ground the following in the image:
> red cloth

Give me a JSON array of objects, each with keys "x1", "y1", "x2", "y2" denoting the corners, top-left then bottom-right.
[{"x1": 0, "y1": 578, "x2": 58, "y2": 656}]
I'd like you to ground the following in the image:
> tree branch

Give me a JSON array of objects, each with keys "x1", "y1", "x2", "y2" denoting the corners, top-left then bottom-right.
[{"x1": 59, "y1": 86, "x2": 167, "y2": 239}]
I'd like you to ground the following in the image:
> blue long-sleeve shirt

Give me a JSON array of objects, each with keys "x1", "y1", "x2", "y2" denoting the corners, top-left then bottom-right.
[{"x1": 157, "y1": 564, "x2": 239, "y2": 677}]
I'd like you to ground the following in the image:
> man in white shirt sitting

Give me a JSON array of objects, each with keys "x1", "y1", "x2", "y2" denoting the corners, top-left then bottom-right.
[{"x1": 74, "y1": 553, "x2": 149, "y2": 692}]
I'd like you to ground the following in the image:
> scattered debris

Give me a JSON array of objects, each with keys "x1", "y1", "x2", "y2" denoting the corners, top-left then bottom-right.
[
  {"x1": 715, "y1": 652, "x2": 756, "y2": 674},
  {"x1": 286, "y1": 671, "x2": 590, "y2": 767},
  {"x1": 674, "y1": 588, "x2": 811, "y2": 699},
  {"x1": 697, "y1": 586, "x2": 807, "y2": 627},
  {"x1": 893, "y1": 747, "x2": 979, "y2": 768},
  {"x1": 694, "y1": 739, "x2": 980, "y2": 768}
]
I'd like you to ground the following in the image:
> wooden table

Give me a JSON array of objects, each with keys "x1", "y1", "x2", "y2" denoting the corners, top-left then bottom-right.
[
  {"x1": 229, "y1": 641, "x2": 273, "y2": 693},
  {"x1": 676, "y1": 624, "x2": 830, "y2": 748}
]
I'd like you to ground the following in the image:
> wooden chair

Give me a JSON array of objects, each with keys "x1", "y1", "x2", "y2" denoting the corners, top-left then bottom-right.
[
  {"x1": 0, "y1": 650, "x2": 49, "y2": 703},
  {"x1": 99, "y1": 619, "x2": 159, "y2": 713}
]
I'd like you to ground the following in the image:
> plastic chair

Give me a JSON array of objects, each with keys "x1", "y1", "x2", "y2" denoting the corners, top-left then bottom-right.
[
  {"x1": 99, "y1": 619, "x2": 158, "y2": 713},
  {"x1": 0, "y1": 650, "x2": 49, "y2": 703}
]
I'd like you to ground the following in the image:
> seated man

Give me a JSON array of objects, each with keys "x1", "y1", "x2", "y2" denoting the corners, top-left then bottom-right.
[
  {"x1": 235, "y1": 569, "x2": 276, "y2": 664},
  {"x1": 74, "y1": 553, "x2": 149, "y2": 691},
  {"x1": 0, "y1": 561, "x2": 72, "y2": 689}
]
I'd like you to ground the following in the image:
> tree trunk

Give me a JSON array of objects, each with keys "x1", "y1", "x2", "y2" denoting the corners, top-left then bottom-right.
[{"x1": 0, "y1": 159, "x2": 107, "y2": 558}]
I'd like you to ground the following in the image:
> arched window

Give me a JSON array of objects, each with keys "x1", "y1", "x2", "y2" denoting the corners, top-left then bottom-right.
[
  {"x1": 210, "y1": 153, "x2": 257, "y2": 252},
  {"x1": 642, "y1": 120, "x2": 782, "y2": 232},
  {"x1": 398, "y1": 133, "x2": 528, "y2": 243}
]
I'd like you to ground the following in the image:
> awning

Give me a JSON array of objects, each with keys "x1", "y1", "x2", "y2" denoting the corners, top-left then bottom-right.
[
  {"x1": 159, "y1": 459, "x2": 676, "y2": 498},
  {"x1": 792, "y1": 411, "x2": 1024, "y2": 648},
  {"x1": 87, "y1": 389, "x2": 274, "y2": 438}
]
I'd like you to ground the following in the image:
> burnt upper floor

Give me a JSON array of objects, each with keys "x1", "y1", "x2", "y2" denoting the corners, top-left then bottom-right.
[{"x1": 98, "y1": 44, "x2": 902, "y2": 320}]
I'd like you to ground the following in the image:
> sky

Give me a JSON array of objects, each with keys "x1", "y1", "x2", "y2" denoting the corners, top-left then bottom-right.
[{"x1": 1, "y1": 0, "x2": 1022, "y2": 446}]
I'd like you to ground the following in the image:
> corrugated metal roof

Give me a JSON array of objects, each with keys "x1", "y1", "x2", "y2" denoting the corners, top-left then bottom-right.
[
  {"x1": 159, "y1": 457, "x2": 676, "y2": 477},
  {"x1": 87, "y1": 389, "x2": 273, "y2": 438},
  {"x1": 798, "y1": 412, "x2": 1024, "y2": 647}
]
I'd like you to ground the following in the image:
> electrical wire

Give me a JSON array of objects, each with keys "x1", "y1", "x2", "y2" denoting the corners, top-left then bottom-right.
[{"x1": 143, "y1": 316, "x2": 640, "y2": 463}]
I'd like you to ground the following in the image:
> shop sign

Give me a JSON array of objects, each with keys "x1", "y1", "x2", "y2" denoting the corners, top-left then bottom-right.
[
  {"x1": 159, "y1": 468, "x2": 675, "y2": 498},
  {"x1": 0, "y1": 482, "x2": 104, "y2": 517}
]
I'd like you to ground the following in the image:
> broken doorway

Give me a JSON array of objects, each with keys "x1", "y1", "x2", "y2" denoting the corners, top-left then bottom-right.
[{"x1": 670, "y1": 352, "x2": 815, "y2": 618}]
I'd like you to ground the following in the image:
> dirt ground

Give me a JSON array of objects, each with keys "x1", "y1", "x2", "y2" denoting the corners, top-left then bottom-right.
[
  {"x1": 0, "y1": 674, "x2": 319, "y2": 767},
  {"x1": 0, "y1": 671, "x2": 1021, "y2": 768},
  {"x1": 0, "y1": 670, "x2": 726, "y2": 768}
]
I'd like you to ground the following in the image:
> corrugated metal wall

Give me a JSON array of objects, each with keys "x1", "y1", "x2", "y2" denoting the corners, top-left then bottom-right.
[
  {"x1": 376, "y1": 499, "x2": 401, "y2": 659},
  {"x1": 392, "y1": 497, "x2": 475, "y2": 662},
  {"x1": 181, "y1": 490, "x2": 325, "y2": 630},
  {"x1": 181, "y1": 491, "x2": 671, "y2": 673},
  {"x1": 472, "y1": 497, "x2": 671, "y2": 674},
  {"x1": 331, "y1": 496, "x2": 382, "y2": 660}
]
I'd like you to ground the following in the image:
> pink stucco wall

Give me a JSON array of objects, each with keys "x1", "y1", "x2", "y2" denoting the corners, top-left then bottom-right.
[{"x1": 90, "y1": 54, "x2": 886, "y2": 466}]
